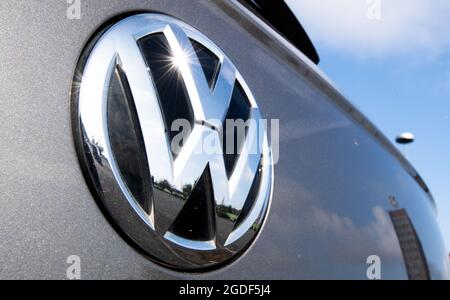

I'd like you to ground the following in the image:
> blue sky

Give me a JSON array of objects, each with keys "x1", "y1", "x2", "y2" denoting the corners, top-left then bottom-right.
[{"x1": 286, "y1": 0, "x2": 450, "y2": 251}]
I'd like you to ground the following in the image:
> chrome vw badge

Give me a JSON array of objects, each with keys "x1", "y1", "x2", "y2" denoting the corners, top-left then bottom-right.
[{"x1": 72, "y1": 14, "x2": 273, "y2": 270}]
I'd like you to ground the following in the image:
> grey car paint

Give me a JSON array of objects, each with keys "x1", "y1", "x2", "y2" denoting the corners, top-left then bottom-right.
[{"x1": 0, "y1": 0, "x2": 448, "y2": 279}]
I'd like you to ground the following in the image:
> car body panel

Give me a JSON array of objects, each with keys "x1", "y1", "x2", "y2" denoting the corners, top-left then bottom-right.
[{"x1": 0, "y1": 0, "x2": 448, "y2": 279}]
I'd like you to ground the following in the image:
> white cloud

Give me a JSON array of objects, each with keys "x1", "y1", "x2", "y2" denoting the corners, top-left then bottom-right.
[
  {"x1": 285, "y1": 0, "x2": 450, "y2": 58},
  {"x1": 312, "y1": 206, "x2": 401, "y2": 260}
]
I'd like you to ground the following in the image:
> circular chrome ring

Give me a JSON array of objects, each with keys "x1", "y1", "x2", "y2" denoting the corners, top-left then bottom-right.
[{"x1": 71, "y1": 13, "x2": 273, "y2": 270}]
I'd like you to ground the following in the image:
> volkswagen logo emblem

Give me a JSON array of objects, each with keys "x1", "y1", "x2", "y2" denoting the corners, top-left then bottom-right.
[{"x1": 71, "y1": 14, "x2": 273, "y2": 270}]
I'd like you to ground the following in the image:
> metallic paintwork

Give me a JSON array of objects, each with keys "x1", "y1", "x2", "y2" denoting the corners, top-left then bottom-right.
[{"x1": 0, "y1": 0, "x2": 448, "y2": 279}]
